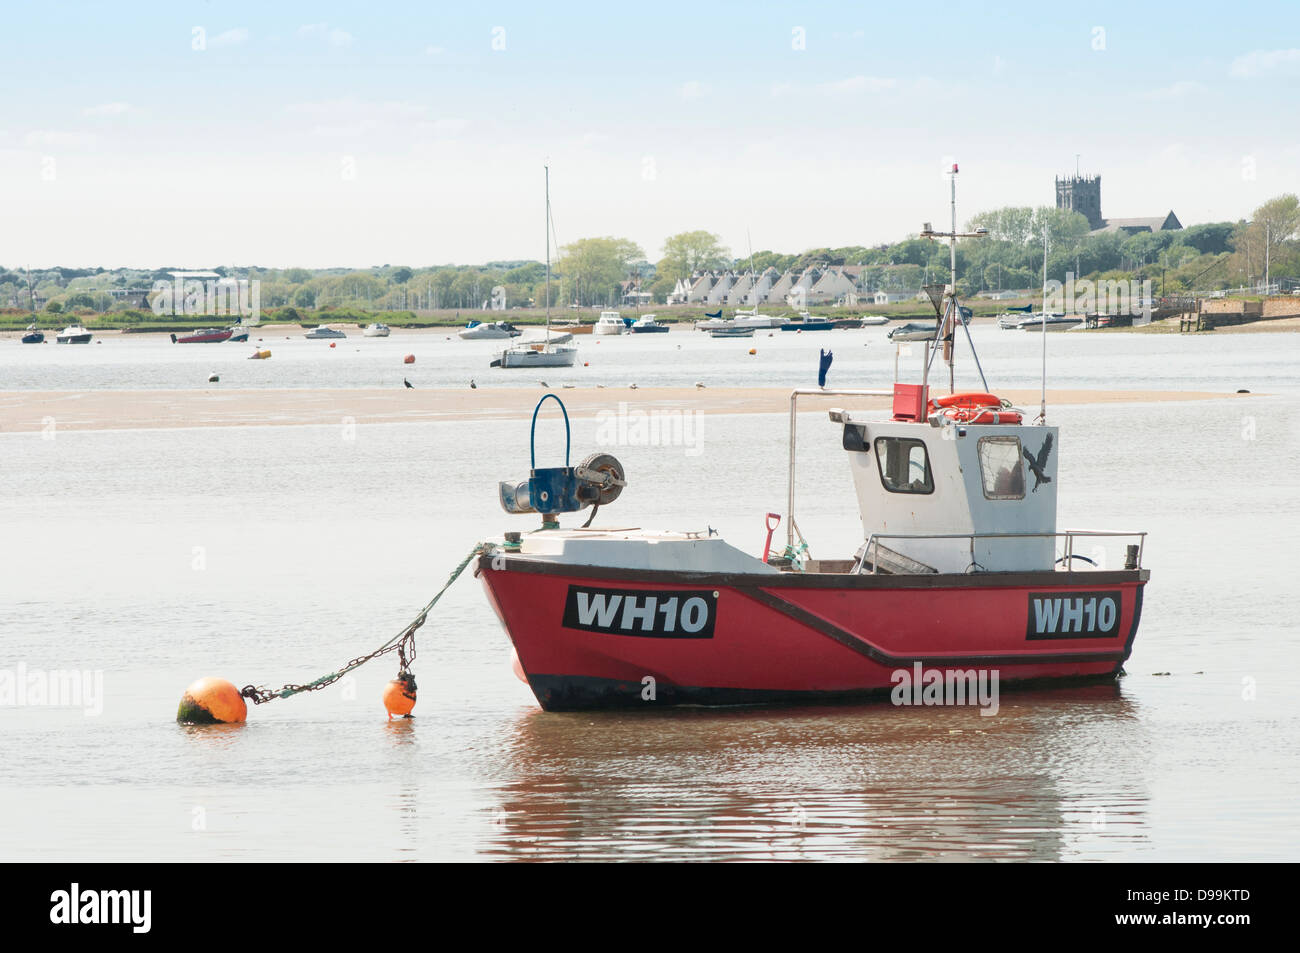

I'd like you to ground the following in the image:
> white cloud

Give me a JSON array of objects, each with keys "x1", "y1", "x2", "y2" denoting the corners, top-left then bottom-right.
[
  {"x1": 679, "y1": 80, "x2": 705, "y2": 100},
  {"x1": 993, "y1": 55, "x2": 1006, "y2": 75},
  {"x1": 1229, "y1": 48, "x2": 1300, "y2": 78},
  {"x1": 1142, "y1": 80, "x2": 1206, "y2": 100},
  {"x1": 287, "y1": 98, "x2": 427, "y2": 121},
  {"x1": 424, "y1": 45, "x2": 445, "y2": 57},
  {"x1": 23, "y1": 130, "x2": 96, "y2": 149},
  {"x1": 770, "y1": 82, "x2": 794, "y2": 98},
  {"x1": 818, "y1": 75, "x2": 897, "y2": 95},
  {"x1": 299, "y1": 23, "x2": 354, "y2": 47},
  {"x1": 209, "y1": 28, "x2": 249, "y2": 48},
  {"x1": 83, "y1": 102, "x2": 132, "y2": 118},
  {"x1": 419, "y1": 118, "x2": 468, "y2": 138}
]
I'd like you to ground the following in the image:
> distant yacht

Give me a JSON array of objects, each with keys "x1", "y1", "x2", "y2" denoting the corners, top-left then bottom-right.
[
  {"x1": 629, "y1": 314, "x2": 669, "y2": 333},
  {"x1": 363, "y1": 322, "x2": 391, "y2": 337},
  {"x1": 305, "y1": 325, "x2": 347, "y2": 339},
  {"x1": 494, "y1": 165, "x2": 579, "y2": 370},
  {"x1": 459, "y1": 320, "x2": 520, "y2": 340},
  {"x1": 56, "y1": 324, "x2": 92, "y2": 344},
  {"x1": 887, "y1": 322, "x2": 938, "y2": 342},
  {"x1": 592, "y1": 312, "x2": 627, "y2": 335}
]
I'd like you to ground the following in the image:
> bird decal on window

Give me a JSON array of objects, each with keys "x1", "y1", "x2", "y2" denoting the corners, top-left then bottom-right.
[{"x1": 1023, "y1": 433, "x2": 1053, "y2": 492}]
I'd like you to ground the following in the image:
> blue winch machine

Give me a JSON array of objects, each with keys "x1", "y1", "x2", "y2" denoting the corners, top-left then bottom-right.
[{"x1": 499, "y1": 395, "x2": 626, "y2": 528}]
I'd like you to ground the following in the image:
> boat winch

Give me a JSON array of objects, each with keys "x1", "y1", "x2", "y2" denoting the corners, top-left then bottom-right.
[{"x1": 498, "y1": 394, "x2": 626, "y2": 528}]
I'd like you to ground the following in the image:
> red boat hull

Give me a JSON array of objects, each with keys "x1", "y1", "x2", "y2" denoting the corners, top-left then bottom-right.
[
  {"x1": 477, "y1": 555, "x2": 1147, "y2": 711},
  {"x1": 172, "y1": 329, "x2": 233, "y2": 343}
]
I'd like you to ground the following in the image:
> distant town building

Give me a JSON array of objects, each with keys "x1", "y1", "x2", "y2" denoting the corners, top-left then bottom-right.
[{"x1": 1056, "y1": 171, "x2": 1182, "y2": 236}]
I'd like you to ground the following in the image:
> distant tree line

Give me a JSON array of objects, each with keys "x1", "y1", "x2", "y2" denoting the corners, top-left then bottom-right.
[{"x1": 4, "y1": 195, "x2": 1296, "y2": 314}]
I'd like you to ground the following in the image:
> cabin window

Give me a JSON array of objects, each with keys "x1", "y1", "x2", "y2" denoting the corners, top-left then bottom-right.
[
  {"x1": 874, "y1": 437, "x2": 933, "y2": 494},
  {"x1": 978, "y1": 436, "x2": 1025, "y2": 499}
]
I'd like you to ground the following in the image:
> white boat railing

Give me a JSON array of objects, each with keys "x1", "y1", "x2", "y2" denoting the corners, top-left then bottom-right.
[
  {"x1": 855, "y1": 530, "x2": 1147, "y2": 575},
  {"x1": 787, "y1": 388, "x2": 893, "y2": 552}
]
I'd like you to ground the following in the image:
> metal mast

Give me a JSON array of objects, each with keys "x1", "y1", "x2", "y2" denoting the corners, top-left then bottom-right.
[{"x1": 920, "y1": 163, "x2": 989, "y2": 396}]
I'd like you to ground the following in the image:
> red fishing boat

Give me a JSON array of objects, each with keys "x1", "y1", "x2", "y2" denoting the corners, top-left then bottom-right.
[{"x1": 476, "y1": 169, "x2": 1149, "y2": 711}]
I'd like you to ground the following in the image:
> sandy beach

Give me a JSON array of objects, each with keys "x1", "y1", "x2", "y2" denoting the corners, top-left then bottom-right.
[{"x1": 0, "y1": 386, "x2": 1250, "y2": 433}]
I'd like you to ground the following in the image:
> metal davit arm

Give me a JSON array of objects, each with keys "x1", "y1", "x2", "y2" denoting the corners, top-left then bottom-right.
[{"x1": 786, "y1": 388, "x2": 892, "y2": 551}]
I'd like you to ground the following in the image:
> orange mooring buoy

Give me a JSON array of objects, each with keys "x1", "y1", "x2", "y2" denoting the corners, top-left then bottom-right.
[
  {"x1": 748, "y1": 348, "x2": 757, "y2": 355},
  {"x1": 383, "y1": 672, "x2": 417, "y2": 719},
  {"x1": 403, "y1": 354, "x2": 415, "y2": 364},
  {"x1": 176, "y1": 677, "x2": 247, "y2": 724}
]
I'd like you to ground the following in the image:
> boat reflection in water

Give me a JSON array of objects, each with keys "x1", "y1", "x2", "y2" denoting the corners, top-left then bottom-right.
[{"x1": 476, "y1": 684, "x2": 1149, "y2": 861}]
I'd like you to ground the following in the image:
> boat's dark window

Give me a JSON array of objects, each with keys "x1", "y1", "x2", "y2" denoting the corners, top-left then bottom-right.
[
  {"x1": 874, "y1": 437, "x2": 933, "y2": 494},
  {"x1": 978, "y1": 436, "x2": 1024, "y2": 499},
  {"x1": 842, "y1": 424, "x2": 868, "y2": 452}
]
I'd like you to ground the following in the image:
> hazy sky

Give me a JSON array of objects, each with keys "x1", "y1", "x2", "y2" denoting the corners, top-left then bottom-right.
[{"x1": 3, "y1": 1, "x2": 1297, "y2": 269}]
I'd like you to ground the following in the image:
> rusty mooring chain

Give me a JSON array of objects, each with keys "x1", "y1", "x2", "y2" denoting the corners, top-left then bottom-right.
[{"x1": 239, "y1": 543, "x2": 486, "y2": 705}]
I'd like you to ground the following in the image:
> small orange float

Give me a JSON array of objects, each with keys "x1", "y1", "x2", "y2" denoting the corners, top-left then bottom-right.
[{"x1": 403, "y1": 354, "x2": 415, "y2": 364}]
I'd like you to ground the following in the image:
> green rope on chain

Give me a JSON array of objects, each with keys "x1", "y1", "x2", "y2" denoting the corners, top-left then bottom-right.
[
  {"x1": 779, "y1": 541, "x2": 809, "y2": 573},
  {"x1": 241, "y1": 542, "x2": 491, "y2": 705}
]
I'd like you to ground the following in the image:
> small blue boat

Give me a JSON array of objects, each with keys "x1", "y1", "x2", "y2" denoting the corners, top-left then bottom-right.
[{"x1": 21, "y1": 323, "x2": 45, "y2": 344}]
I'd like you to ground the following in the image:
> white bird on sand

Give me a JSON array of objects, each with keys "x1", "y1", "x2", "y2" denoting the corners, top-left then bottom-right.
[
  {"x1": 629, "y1": 382, "x2": 638, "y2": 389},
  {"x1": 562, "y1": 383, "x2": 575, "y2": 389}
]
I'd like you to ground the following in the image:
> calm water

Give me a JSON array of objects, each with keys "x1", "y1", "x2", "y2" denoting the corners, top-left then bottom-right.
[
  {"x1": 0, "y1": 323, "x2": 1293, "y2": 393},
  {"x1": 2, "y1": 330, "x2": 1298, "y2": 861}
]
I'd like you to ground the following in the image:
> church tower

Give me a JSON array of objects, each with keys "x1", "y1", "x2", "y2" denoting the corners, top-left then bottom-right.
[{"x1": 1055, "y1": 174, "x2": 1103, "y2": 230}]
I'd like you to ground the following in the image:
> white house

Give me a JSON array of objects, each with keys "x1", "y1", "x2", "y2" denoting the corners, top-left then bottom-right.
[
  {"x1": 874, "y1": 291, "x2": 910, "y2": 305},
  {"x1": 705, "y1": 272, "x2": 734, "y2": 305}
]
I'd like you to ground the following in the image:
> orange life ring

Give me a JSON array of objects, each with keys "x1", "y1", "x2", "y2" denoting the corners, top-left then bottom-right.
[{"x1": 930, "y1": 391, "x2": 1002, "y2": 411}]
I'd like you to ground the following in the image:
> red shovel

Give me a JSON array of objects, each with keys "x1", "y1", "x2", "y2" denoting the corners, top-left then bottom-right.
[{"x1": 762, "y1": 513, "x2": 781, "y2": 563}]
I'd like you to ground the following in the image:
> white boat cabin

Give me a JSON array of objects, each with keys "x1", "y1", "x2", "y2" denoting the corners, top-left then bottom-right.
[{"x1": 837, "y1": 399, "x2": 1059, "y2": 574}]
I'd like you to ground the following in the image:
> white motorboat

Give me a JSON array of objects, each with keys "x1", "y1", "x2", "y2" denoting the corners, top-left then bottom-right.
[
  {"x1": 695, "y1": 309, "x2": 779, "y2": 332},
  {"x1": 56, "y1": 324, "x2": 93, "y2": 344},
  {"x1": 493, "y1": 341, "x2": 579, "y2": 368},
  {"x1": 459, "y1": 320, "x2": 520, "y2": 340},
  {"x1": 731, "y1": 308, "x2": 781, "y2": 328},
  {"x1": 859, "y1": 315, "x2": 889, "y2": 326},
  {"x1": 593, "y1": 312, "x2": 627, "y2": 335},
  {"x1": 629, "y1": 315, "x2": 669, "y2": 333},
  {"x1": 305, "y1": 325, "x2": 347, "y2": 339},
  {"x1": 1017, "y1": 313, "x2": 1079, "y2": 332},
  {"x1": 363, "y1": 323, "x2": 391, "y2": 337},
  {"x1": 887, "y1": 322, "x2": 938, "y2": 342}
]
